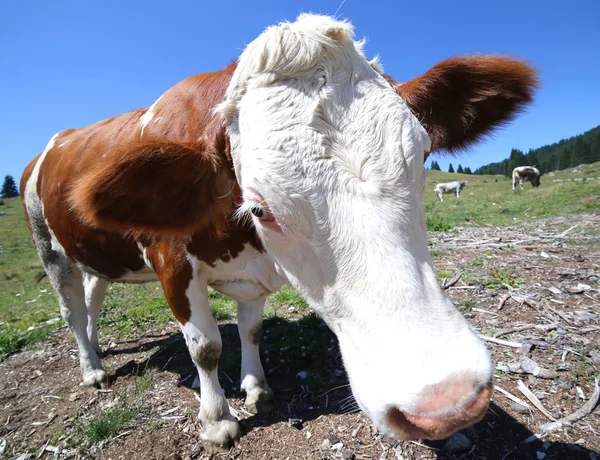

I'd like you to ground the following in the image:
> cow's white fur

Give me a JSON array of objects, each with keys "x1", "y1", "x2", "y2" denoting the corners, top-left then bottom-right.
[
  {"x1": 140, "y1": 94, "x2": 164, "y2": 137},
  {"x1": 217, "y1": 14, "x2": 492, "y2": 439}
]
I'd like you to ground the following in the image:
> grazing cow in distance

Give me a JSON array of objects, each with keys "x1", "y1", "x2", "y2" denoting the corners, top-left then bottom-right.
[
  {"x1": 434, "y1": 180, "x2": 467, "y2": 201},
  {"x1": 512, "y1": 166, "x2": 541, "y2": 190},
  {"x1": 21, "y1": 14, "x2": 537, "y2": 448}
]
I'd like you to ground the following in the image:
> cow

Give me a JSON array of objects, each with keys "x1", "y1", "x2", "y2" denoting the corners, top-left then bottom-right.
[
  {"x1": 434, "y1": 180, "x2": 467, "y2": 201},
  {"x1": 21, "y1": 15, "x2": 537, "y2": 449},
  {"x1": 512, "y1": 166, "x2": 541, "y2": 190}
]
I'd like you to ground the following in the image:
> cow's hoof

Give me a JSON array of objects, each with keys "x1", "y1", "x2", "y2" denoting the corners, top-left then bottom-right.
[
  {"x1": 80, "y1": 369, "x2": 108, "y2": 389},
  {"x1": 245, "y1": 388, "x2": 275, "y2": 414},
  {"x1": 201, "y1": 419, "x2": 241, "y2": 452}
]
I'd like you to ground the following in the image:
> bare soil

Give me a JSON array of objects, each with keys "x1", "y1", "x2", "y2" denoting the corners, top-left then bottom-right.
[{"x1": 1, "y1": 214, "x2": 599, "y2": 460}]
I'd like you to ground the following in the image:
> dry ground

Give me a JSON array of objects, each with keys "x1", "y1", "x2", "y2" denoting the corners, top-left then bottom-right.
[{"x1": 1, "y1": 214, "x2": 599, "y2": 460}]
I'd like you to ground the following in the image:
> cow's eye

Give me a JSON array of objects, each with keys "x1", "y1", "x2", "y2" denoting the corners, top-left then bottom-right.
[
  {"x1": 250, "y1": 206, "x2": 264, "y2": 218},
  {"x1": 248, "y1": 202, "x2": 275, "y2": 223}
]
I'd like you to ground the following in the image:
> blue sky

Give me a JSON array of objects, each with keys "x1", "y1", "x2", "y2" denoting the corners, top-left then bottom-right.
[{"x1": 1, "y1": 0, "x2": 599, "y2": 183}]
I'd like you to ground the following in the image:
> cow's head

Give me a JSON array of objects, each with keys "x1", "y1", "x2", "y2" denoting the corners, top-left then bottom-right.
[
  {"x1": 71, "y1": 14, "x2": 537, "y2": 441},
  {"x1": 219, "y1": 15, "x2": 537, "y2": 440}
]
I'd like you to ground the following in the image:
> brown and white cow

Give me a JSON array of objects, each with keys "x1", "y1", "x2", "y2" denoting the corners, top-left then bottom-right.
[
  {"x1": 434, "y1": 180, "x2": 467, "y2": 201},
  {"x1": 21, "y1": 15, "x2": 537, "y2": 448},
  {"x1": 512, "y1": 165, "x2": 541, "y2": 190}
]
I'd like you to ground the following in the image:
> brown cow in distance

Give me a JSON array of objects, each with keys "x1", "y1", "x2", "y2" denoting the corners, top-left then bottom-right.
[
  {"x1": 512, "y1": 165, "x2": 541, "y2": 190},
  {"x1": 21, "y1": 14, "x2": 537, "y2": 449}
]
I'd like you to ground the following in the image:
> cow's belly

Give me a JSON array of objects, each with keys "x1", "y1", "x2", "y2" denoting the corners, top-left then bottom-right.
[{"x1": 202, "y1": 244, "x2": 287, "y2": 302}]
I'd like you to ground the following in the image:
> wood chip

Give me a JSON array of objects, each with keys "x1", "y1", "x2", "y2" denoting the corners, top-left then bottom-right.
[
  {"x1": 516, "y1": 380, "x2": 556, "y2": 421},
  {"x1": 495, "y1": 385, "x2": 531, "y2": 408}
]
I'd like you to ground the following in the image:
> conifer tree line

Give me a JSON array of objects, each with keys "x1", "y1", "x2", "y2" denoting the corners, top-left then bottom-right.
[
  {"x1": 429, "y1": 160, "x2": 472, "y2": 175},
  {"x1": 474, "y1": 124, "x2": 600, "y2": 176}
]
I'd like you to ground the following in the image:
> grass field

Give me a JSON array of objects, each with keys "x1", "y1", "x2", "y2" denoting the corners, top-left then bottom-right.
[{"x1": 1, "y1": 162, "x2": 599, "y2": 360}]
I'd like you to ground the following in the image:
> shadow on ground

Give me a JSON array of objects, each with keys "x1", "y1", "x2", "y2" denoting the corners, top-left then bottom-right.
[{"x1": 106, "y1": 316, "x2": 599, "y2": 460}]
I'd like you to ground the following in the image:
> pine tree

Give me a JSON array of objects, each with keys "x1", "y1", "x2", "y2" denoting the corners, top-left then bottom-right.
[
  {"x1": 464, "y1": 166, "x2": 472, "y2": 174},
  {"x1": 558, "y1": 148, "x2": 571, "y2": 170},
  {"x1": 1, "y1": 175, "x2": 19, "y2": 198},
  {"x1": 457, "y1": 164, "x2": 464, "y2": 174},
  {"x1": 448, "y1": 163, "x2": 455, "y2": 173},
  {"x1": 526, "y1": 149, "x2": 539, "y2": 168}
]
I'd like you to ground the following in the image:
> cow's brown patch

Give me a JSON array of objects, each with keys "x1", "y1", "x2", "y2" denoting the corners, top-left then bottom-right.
[
  {"x1": 248, "y1": 323, "x2": 263, "y2": 346},
  {"x1": 144, "y1": 237, "x2": 193, "y2": 324},
  {"x1": 195, "y1": 341, "x2": 222, "y2": 371}
]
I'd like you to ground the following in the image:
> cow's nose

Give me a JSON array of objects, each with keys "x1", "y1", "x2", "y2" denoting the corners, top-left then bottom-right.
[{"x1": 385, "y1": 375, "x2": 492, "y2": 440}]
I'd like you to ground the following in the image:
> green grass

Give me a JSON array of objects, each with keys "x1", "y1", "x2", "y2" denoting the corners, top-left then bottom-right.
[
  {"x1": 77, "y1": 370, "x2": 155, "y2": 446},
  {"x1": 424, "y1": 163, "x2": 600, "y2": 229},
  {"x1": 83, "y1": 404, "x2": 137, "y2": 445},
  {"x1": 484, "y1": 267, "x2": 524, "y2": 289},
  {"x1": 459, "y1": 300, "x2": 478, "y2": 314},
  {"x1": 436, "y1": 269, "x2": 453, "y2": 279},
  {"x1": 268, "y1": 285, "x2": 309, "y2": 311}
]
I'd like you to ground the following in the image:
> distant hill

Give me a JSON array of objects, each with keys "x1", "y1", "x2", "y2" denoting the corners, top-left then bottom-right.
[{"x1": 474, "y1": 125, "x2": 600, "y2": 176}]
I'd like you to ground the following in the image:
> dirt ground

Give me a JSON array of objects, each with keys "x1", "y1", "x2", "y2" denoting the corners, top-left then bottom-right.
[{"x1": 1, "y1": 214, "x2": 599, "y2": 460}]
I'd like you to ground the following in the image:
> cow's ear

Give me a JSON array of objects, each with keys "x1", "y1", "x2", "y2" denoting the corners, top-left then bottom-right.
[
  {"x1": 393, "y1": 56, "x2": 538, "y2": 153},
  {"x1": 68, "y1": 125, "x2": 234, "y2": 236}
]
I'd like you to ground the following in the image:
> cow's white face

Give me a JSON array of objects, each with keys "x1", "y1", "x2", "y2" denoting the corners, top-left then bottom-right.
[{"x1": 220, "y1": 14, "x2": 492, "y2": 440}]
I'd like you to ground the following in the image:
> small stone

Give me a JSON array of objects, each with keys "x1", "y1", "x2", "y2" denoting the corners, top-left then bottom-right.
[
  {"x1": 536, "y1": 451, "x2": 546, "y2": 460},
  {"x1": 305, "y1": 431, "x2": 312, "y2": 439},
  {"x1": 340, "y1": 449, "x2": 354, "y2": 459},
  {"x1": 322, "y1": 439, "x2": 331, "y2": 448},
  {"x1": 444, "y1": 432, "x2": 472, "y2": 454},
  {"x1": 542, "y1": 441, "x2": 551, "y2": 450},
  {"x1": 331, "y1": 442, "x2": 344, "y2": 450},
  {"x1": 68, "y1": 393, "x2": 79, "y2": 402},
  {"x1": 296, "y1": 371, "x2": 308, "y2": 379},
  {"x1": 288, "y1": 306, "x2": 296, "y2": 313},
  {"x1": 511, "y1": 402, "x2": 530, "y2": 414},
  {"x1": 540, "y1": 251, "x2": 550, "y2": 259}
]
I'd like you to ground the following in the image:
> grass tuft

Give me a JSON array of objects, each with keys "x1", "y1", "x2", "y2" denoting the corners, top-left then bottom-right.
[
  {"x1": 485, "y1": 267, "x2": 524, "y2": 289},
  {"x1": 83, "y1": 405, "x2": 136, "y2": 445},
  {"x1": 269, "y1": 286, "x2": 309, "y2": 311}
]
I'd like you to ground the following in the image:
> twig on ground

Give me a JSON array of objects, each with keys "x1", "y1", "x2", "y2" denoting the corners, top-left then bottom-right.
[
  {"x1": 442, "y1": 272, "x2": 462, "y2": 290},
  {"x1": 516, "y1": 380, "x2": 556, "y2": 421},
  {"x1": 493, "y1": 323, "x2": 557, "y2": 338},
  {"x1": 546, "y1": 305, "x2": 575, "y2": 325},
  {"x1": 494, "y1": 385, "x2": 531, "y2": 408},
  {"x1": 472, "y1": 308, "x2": 498, "y2": 316},
  {"x1": 497, "y1": 294, "x2": 510, "y2": 311},
  {"x1": 539, "y1": 379, "x2": 600, "y2": 434},
  {"x1": 479, "y1": 335, "x2": 523, "y2": 348}
]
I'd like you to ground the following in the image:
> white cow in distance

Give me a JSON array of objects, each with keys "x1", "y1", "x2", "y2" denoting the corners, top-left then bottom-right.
[{"x1": 434, "y1": 180, "x2": 467, "y2": 201}]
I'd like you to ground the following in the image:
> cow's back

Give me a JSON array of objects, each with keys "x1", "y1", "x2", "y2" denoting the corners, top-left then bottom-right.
[
  {"x1": 21, "y1": 65, "x2": 237, "y2": 281},
  {"x1": 22, "y1": 113, "x2": 152, "y2": 280}
]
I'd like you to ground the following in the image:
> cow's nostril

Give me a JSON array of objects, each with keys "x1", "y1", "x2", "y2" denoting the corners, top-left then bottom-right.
[
  {"x1": 386, "y1": 407, "x2": 431, "y2": 440},
  {"x1": 386, "y1": 378, "x2": 492, "y2": 440}
]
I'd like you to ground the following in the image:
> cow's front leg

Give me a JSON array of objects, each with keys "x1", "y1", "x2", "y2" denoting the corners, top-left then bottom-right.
[
  {"x1": 237, "y1": 299, "x2": 274, "y2": 413},
  {"x1": 181, "y1": 288, "x2": 239, "y2": 450}
]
